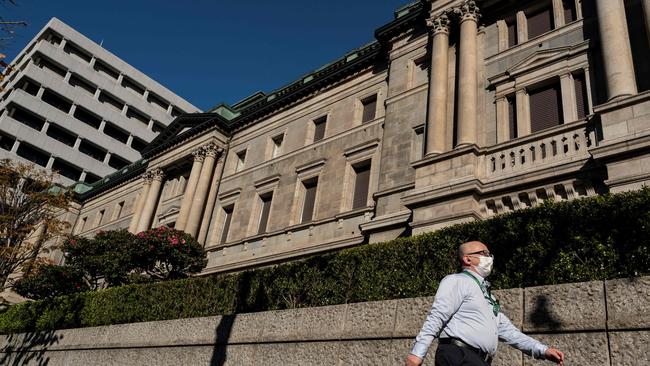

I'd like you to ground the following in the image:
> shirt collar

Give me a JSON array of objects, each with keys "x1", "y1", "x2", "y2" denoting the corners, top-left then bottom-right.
[{"x1": 463, "y1": 268, "x2": 485, "y2": 282}]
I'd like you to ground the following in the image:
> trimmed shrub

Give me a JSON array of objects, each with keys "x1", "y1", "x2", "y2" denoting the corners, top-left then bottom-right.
[
  {"x1": 14, "y1": 264, "x2": 87, "y2": 300},
  {"x1": 0, "y1": 189, "x2": 649, "y2": 334}
]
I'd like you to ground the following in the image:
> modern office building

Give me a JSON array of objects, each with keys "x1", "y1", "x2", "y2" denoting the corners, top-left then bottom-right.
[
  {"x1": 0, "y1": 18, "x2": 199, "y2": 185},
  {"x1": 64, "y1": 0, "x2": 649, "y2": 275}
]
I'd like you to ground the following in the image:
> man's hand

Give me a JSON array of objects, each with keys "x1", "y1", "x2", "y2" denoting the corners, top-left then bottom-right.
[
  {"x1": 405, "y1": 354, "x2": 423, "y2": 366},
  {"x1": 545, "y1": 348, "x2": 565, "y2": 365}
]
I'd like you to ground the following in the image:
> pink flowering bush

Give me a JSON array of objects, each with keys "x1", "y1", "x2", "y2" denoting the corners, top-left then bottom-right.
[{"x1": 133, "y1": 226, "x2": 207, "y2": 280}]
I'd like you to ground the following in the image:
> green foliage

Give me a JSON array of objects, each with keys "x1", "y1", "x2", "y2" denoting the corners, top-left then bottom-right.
[
  {"x1": 63, "y1": 229, "x2": 138, "y2": 289},
  {"x1": 1, "y1": 189, "x2": 649, "y2": 334},
  {"x1": 133, "y1": 226, "x2": 207, "y2": 280},
  {"x1": 13, "y1": 264, "x2": 87, "y2": 300}
]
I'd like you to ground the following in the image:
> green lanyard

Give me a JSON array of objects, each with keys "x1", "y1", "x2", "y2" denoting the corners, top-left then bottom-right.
[{"x1": 462, "y1": 270, "x2": 500, "y2": 316}]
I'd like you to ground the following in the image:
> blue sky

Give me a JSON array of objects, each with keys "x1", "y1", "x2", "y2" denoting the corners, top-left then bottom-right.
[{"x1": 2, "y1": 0, "x2": 410, "y2": 111}]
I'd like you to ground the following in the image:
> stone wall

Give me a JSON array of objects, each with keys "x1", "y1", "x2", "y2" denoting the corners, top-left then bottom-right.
[{"x1": 1, "y1": 276, "x2": 648, "y2": 365}]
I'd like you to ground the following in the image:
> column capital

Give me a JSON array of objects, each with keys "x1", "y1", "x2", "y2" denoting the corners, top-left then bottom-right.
[
  {"x1": 426, "y1": 13, "x2": 451, "y2": 35},
  {"x1": 456, "y1": 0, "x2": 480, "y2": 23},
  {"x1": 149, "y1": 168, "x2": 165, "y2": 182},
  {"x1": 201, "y1": 143, "x2": 223, "y2": 158},
  {"x1": 191, "y1": 148, "x2": 206, "y2": 162}
]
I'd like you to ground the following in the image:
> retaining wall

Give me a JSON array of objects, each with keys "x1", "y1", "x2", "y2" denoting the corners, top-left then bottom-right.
[{"x1": 0, "y1": 276, "x2": 648, "y2": 365}]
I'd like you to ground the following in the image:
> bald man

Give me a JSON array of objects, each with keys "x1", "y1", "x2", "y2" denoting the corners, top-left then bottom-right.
[{"x1": 405, "y1": 241, "x2": 565, "y2": 366}]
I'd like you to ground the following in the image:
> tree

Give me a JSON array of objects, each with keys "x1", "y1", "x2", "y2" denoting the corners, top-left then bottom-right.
[
  {"x1": 134, "y1": 226, "x2": 207, "y2": 280},
  {"x1": 0, "y1": 159, "x2": 70, "y2": 290},
  {"x1": 62, "y1": 230, "x2": 138, "y2": 290}
]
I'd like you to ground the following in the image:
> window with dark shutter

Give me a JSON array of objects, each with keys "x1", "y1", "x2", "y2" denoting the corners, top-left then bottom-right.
[
  {"x1": 507, "y1": 96, "x2": 517, "y2": 139},
  {"x1": 507, "y1": 21, "x2": 517, "y2": 47},
  {"x1": 258, "y1": 194, "x2": 273, "y2": 234},
  {"x1": 574, "y1": 73, "x2": 589, "y2": 119},
  {"x1": 220, "y1": 206, "x2": 233, "y2": 244},
  {"x1": 301, "y1": 179, "x2": 318, "y2": 223},
  {"x1": 563, "y1": 0, "x2": 577, "y2": 23},
  {"x1": 527, "y1": 6, "x2": 553, "y2": 39},
  {"x1": 529, "y1": 81, "x2": 564, "y2": 133},
  {"x1": 361, "y1": 95, "x2": 377, "y2": 123},
  {"x1": 313, "y1": 116, "x2": 326, "y2": 142},
  {"x1": 352, "y1": 163, "x2": 371, "y2": 209}
]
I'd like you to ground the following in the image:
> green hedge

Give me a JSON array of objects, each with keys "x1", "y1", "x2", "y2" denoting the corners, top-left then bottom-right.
[{"x1": 1, "y1": 189, "x2": 649, "y2": 334}]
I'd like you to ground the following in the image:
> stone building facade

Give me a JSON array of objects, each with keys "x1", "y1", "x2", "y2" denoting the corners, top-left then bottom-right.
[
  {"x1": 0, "y1": 18, "x2": 199, "y2": 185},
  {"x1": 66, "y1": 0, "x2": 650, "y2": 275}
]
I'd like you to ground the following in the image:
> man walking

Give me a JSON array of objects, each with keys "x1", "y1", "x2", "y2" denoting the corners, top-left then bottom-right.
[{"x1": 405, "y1": 241, "x2": 565, "y2": 366}]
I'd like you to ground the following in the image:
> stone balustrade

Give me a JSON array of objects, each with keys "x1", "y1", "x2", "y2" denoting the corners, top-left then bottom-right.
[
  {"x1": 1, "y1": 276, "x2": 648, "y2": 365},
  {"x1": 484, "y1": 121, "x2": 595, "y2": 180}
]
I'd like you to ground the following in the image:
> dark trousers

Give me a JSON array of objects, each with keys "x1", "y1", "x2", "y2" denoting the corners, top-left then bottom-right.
[{"x1": 434, "y1": 343, "x2": 491, "y2": 366}]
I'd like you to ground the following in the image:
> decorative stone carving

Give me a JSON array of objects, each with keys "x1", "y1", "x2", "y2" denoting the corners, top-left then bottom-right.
[
  {"x1": 202, "y1": 143, "x2": 222, "y2": 158},
  {"x1": 456, "y1": 0, "x2": 480, "y2": 23},
  {"x1": 149, "y1": 168, "x2": 165, "y2": 182},
  {"x1": 191, "y1": 148, "x2": 206, "y2": 162},
  {"x1": 426, "y1": 13, "x2": 451, "y2": 35}
]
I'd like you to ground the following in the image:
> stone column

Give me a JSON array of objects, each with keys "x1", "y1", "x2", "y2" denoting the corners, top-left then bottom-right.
[
  {"x1": 185, "y1": 144, "x2": 220, "y2": 237},
  {"x1": 643, "y1": 0, "x2": 650, "y2": 47},
  {"x1": 595, "y1": 0, "x2": 637, "y2": 100},
  {"x1": 128, "y1": 174, "x2": 152, "y2": 233},
  {"x1": 560, "y1": 73, "x2": 578, "y2": 123},
  {"x1": 455, "y1": 1, "x2": 480, "y2": 146},
  {"x1": 425, "y1": 13, "x2": 451, "y2": 156},
  {"x1": 515, "y1": 89, "x2": 531, "y2": 137},
  {"x1": 136, "y1": 168, "x2": 164, "y2": 233},
  {"x1": 198, "y1": 153, "x2": 226, "y2": 244},
  {"x1": 175, "y1": 148, "x2": 205, "y2": 231}
]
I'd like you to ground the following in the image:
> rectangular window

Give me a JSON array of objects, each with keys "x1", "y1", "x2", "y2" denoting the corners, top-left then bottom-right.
[
  {"x1": 114, "y1": 201, "x2": 124, "y2": 220},
  {"x1": 103, "y1": 122, "x2": 129, "y2": 143},
  {"x1": 0, "y1": 131, "x2": 16, "y2": 151},
  {"x1": 352, "y1": 162, "x2": 371, "y2": 209},
  {"x1": 52, "y1": 158, "x2": 82, "y2": 181},
  {"x1": 108, "y1": 154, "x2": 129, "y2": 169},
  {"x1": 220, "y1": 206, "x2": 234, "y2": 244},
  {"x1": 41, "y1": 89, "x2": 72, "y2": 113},
  {"x1": 258, "y1": 193, "x2": 273, "y2": 234},
  {"x1": 79, "y1": 140, "x2": 107, "y2": 162},
  {"x1": 529, "y1": 81, "x2": 564, "y2": 133},
  {"x1": 94, "y1": 60, "x2": 119, "y2": 80},
  {"x1": 121, "y1": 77, "x2": 145, "y2": 95},
  {"x1": 563, "y1": 0, "x2": 577, "y2": 23},
  {"x1": 361, "y1": 95, "x2": 377, "y2": 123},
  {"x1": 507, "y1": 95, "x2": 517, "y2": 140},
  {"x1": 63, "y1": 42, "x2": 92, "y2": 63},
  {"x1": 527, "y1": 5, "x2": 554, "y2": 39},
  {"x1": 235, "y1": 150, "x2": 246, "y2": 172},
  {"x1": 271, "y1": 134, "x2": 284, "y2": 158},
  {"x1": 85, "y1": 172, "x2": 101, "y2": 184},
  {"x1": 98, "y1": 91, "x2": 125, "y2": 111},
  {"x1": 131, "y1": 138, "x2": 147, "y2": 153},
  {"x1": 96, "y1": 209, "x2": 105, "y2": 226},
  {"x1": 37, "y1": 56, "x2": 66, "y2": 78},
  {"x1": 74, "y1": 107, "x2": 102, "y2": 129},
  {"x1": 126, "y1": 107, "x2": 150, "y2": 125},
  {"x1": 147, "y1": 93, "x2": 170, "y2": 111},
  {"x1": 17, "y1": 143, "x2": 49, "y2": 167},
  {"x1": 18, "y1": 78, "x2": 39, "y2": 96},
  {"x1": 574, "y1": 73, "x2": 589, "y2": 119},
  {"x1": 313, "y1": 116, "x2": 327, "y2": 142},
  {"x1": 301, "y1": 179, "x2": 318, "y2": 223},
  {"x1": 507, "y1": 20, "x2": 517, "y2": 47},
  {"x1": 9, "y1": 105, "x2": 45, "y2": 131},
  {"x1": 46, "y1": 124, "x2": 77, "y2": 147},
  {"x1": 69, "y1": 74, "x2": 97, "y2": 95}
]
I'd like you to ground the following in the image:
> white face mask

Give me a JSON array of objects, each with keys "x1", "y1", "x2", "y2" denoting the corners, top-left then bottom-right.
[{"x1": 473, "y1": 255, "x2": 494, "y2": 278}]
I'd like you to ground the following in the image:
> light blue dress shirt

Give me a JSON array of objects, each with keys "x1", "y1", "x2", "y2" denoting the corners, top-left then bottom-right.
[{"x1": 411, "y1": 270, "x2": 548, "y2": 360}]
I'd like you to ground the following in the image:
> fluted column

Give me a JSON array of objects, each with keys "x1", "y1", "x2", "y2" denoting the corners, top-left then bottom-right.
[
  {"x1": 185, "y1": 144, "x2": 221, "y2": 237},
  {"x1": 595, "y1": 0, "x2": 637, "y2": 100},
  {"x1": 425, "y1": 14, "x2": 451, "y2": 156},
  {"x1": 128, "y1": 175, "x2": 152, "y2": 233},
  {"x1": 136, "y1": 168, "x2": 164, "y2": 233},
  {"x1": 198, "y1": 153, "x2": 226, "y2": 244},
  {"x1": 175, "y1": 149, "x2": 205, "y2": 231},
  {"x1": 455, "y1": 1, "x2": 480, "y2": 146}
]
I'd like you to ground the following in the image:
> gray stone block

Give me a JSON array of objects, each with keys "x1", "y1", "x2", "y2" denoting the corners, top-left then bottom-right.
[
  {"x1": 393, "y1": 296, "x2": 434, "y2": 338},
  {"x1": 522, "y1": 332, "x2": 609, "y2": 365},
  {"x1": 296, "y1": 303, "x2": 347, "y2": 341},
  {"x1": 340, "y1": 338, "x2": 429, "y2": 366},
  {"x1": 606, "y1": 276, "x2": 650, "y2": 329},
  {"x1": 343, "y1": 300, "x2": 397, "y2": 339},
  {"x1": 254, "y1": 341, "x2": 341, "y2": 365},
  {"x1": 493, "y1": 287, "x2": 523, "y2": 329},
  {"x1": 609, "y1": 331, "x2": 650, "y2": 366},
  {"x1": 524, "y1": 281, "x2": 605, "y2": 332},
  {"x1": 492, "y1": 341, "x2": 524, "y2": 366}
]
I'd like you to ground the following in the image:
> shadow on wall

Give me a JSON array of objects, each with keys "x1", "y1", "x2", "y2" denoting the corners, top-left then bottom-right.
[
  {"x1": 529, "y1": 294, "x2": 562, "y2": 331},
  {"x1": 210, "y1": 314, "x2": 236, "y2": 366},
  {"x1": 0, "y1": 330, "x2": 62, "y2": 366}
]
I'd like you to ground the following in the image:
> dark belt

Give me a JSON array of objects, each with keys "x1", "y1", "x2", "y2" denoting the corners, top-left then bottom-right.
[{"x1": 439, "y1": 337, "x2": 493, "y2": 364}]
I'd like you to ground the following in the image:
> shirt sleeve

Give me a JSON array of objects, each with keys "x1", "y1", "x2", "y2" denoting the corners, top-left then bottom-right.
[
  {"x1": 496, "y1": 312, "x2": 548, "y2": 359},
  {"x1": 410, "y1": 275, "x2": 465, "y2": 359}
]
